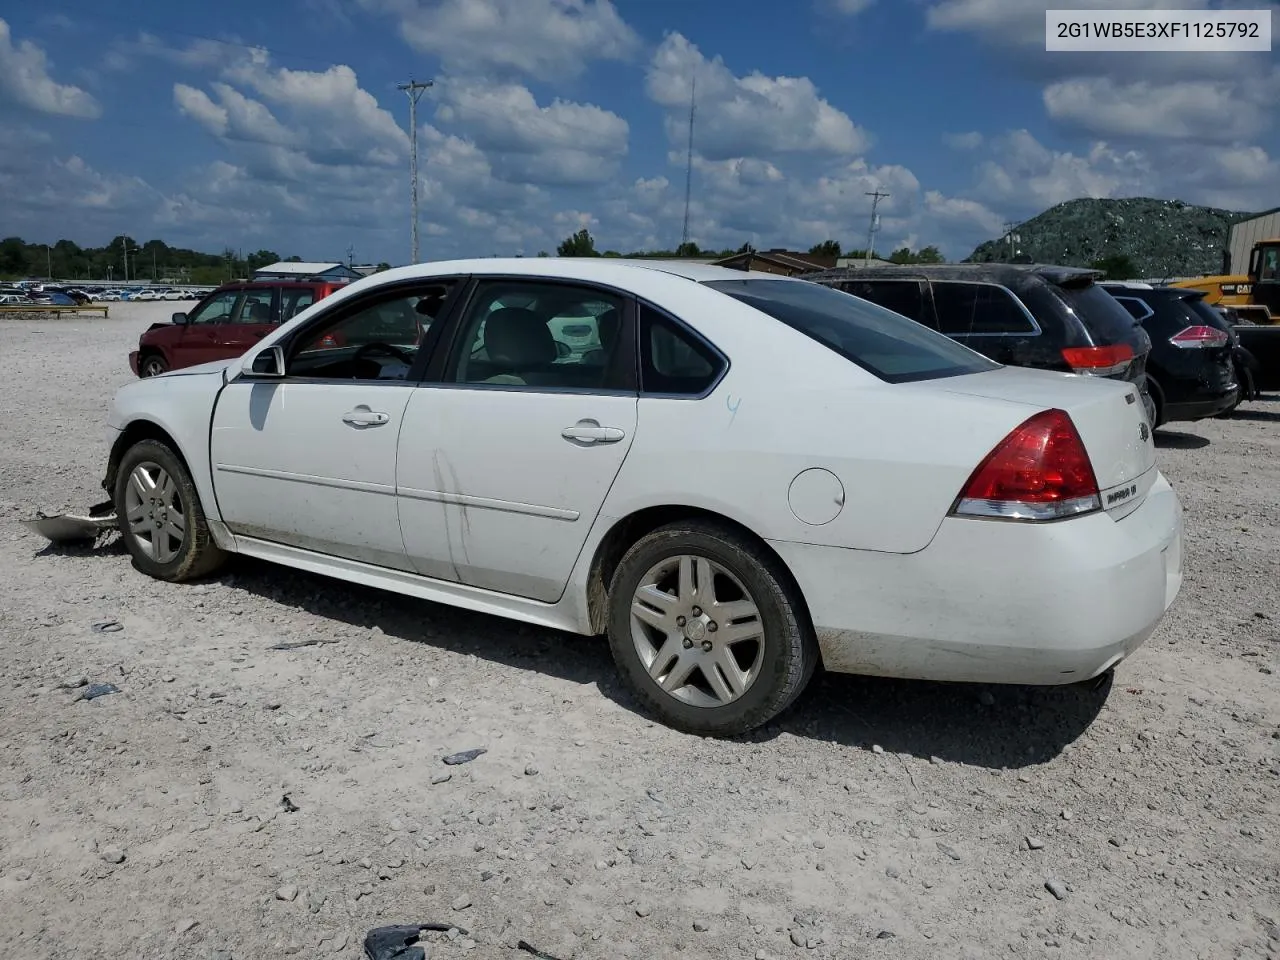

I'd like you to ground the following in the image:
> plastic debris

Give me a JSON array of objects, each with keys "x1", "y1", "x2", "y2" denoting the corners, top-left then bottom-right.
[
  {"x1": 363, "y1": 923, "x2": 467, "y2": 960},
  {"x1": 442, "y1": 748, "x2": 486, "y2": 766},
  {"x1": 77, "y1": 683, "x2": 121, "y2": 701},
  {"x1": 92, "y1": 620, "x2": 123, "y2": 634}
]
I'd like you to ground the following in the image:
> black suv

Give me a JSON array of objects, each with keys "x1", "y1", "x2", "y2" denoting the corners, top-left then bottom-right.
[
  {"x1": 1100, "y1": 282, "x2": 1241, "y2": 424},
  {"x1": 807, "y1": 263, "x2": 1155, "y2": 424}
]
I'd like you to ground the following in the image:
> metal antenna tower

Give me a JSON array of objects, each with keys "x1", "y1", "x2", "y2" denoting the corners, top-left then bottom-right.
[
  {"x1": 397, "y1": 78, "x2": 434, "y2": 264},
  {"x1": 680, "y1": 73, "x2": 696, "y2": 250},
  {"x1": 864, "y1": 190, "x2": 889, "y2": 266}
]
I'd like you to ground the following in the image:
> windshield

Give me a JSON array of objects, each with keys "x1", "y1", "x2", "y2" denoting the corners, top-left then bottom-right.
[{"x1": 704, "y1": 278, "x2": 998, "y2": 383}]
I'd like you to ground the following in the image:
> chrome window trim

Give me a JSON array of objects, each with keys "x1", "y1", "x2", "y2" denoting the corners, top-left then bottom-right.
[{"x1": 1112, "y1": 295, "x2": 1155, "y2": 324}]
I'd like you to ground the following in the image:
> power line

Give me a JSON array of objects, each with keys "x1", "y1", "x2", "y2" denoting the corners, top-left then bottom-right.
[
  {"x1": 397, "y1": 78, "x2": 433, "y2": 264},
  {"x1": 864, "y1": 190, "x2": 889, "y2": 266}
]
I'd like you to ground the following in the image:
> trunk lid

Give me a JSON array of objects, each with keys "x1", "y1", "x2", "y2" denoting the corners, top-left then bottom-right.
[{"x1": 925, "y1": 366, "x2": 1157, "y2": 519}]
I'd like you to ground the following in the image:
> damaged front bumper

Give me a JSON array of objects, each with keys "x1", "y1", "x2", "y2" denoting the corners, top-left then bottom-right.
[{"x1": 23, "y1": 499, "x2": 117, "y2": 543}]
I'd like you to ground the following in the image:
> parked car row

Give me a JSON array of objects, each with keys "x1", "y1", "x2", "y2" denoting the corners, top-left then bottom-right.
[
  {"x1": 806, "y1": 263, "x2": 1269, "y2": 430},
  {"x1": 102, "y1": 258, "x2": 1183, "y2": 736}
]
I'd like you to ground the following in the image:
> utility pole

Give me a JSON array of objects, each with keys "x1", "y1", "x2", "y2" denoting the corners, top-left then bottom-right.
[
  {"x1": 397, "y1": 78, "x2": 434, "y2": 264},
  {"x1": 46, "y1": 244, "x2": 52, "y2": 280},
  {"x1": 121, "y1": 236, "x2": 128, "y2": 283},
  {"x1": 680, "y1": 73, "x2": 696, "y2": 251},
  {"x1": 1003, "y1": 221, "x2": 1020, "y2": 261},
  {"x1": 864, "y1": 190, "x2": 889, "y2": 266}
]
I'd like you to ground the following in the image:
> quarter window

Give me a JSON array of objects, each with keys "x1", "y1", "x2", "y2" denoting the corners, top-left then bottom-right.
[
  {"x1": 1114, "y1": 297, "x2": 1153, "y2": 322},
  {"x1": 930, "y1": 282, "x2": 1037, "y2": 335},
  {"x1": 448, "y1": 281, "x2": 628, "y2": 391},
  {"x1": 639, "y1": 304, "x2": 724, "y2": 395}
]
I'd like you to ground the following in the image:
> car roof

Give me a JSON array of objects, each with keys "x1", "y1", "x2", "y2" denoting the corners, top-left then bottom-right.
[
  {"x1": 808, "y1": 262, "x2": 1104, "y2": 287},
  {"x1": 354, "y1": 257, "x2": 795, "y2": 288}
]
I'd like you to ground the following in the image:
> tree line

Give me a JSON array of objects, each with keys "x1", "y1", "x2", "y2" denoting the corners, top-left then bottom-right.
[
  {"x1": 552, "y1": 230, "x2": 946, "y2": 264},
  {"x1": 0, "y1": 236, "x2": 306, "y2": 285}
]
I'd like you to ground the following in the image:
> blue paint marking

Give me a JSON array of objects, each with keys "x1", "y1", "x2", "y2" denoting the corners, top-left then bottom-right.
[{"x1": 726, "y1": 394, "x2": 741, "y2": 427}]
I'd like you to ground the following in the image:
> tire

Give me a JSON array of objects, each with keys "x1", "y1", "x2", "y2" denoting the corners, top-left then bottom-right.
[
  {"x1": 113, "y1": 439, "x2": 227, "y2": 582},
  {"x1": 140, "y1": 353, "x2": 168, "y2": 378},
  {"x1": 606, "y1": 520, "x2": 818, "y2": 737},
  {"x1": 1144, "y1": 375, "x2": 1164, "y2": 429}
]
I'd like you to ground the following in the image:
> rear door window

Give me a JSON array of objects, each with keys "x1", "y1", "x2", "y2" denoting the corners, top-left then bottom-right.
[
  {"x1": 1051, "y1": 282, "x2": 1144, "y2": 344},
  {"x1": 704, "y1": 278, "x2": 997, "y2": 383},
  {"x1": 836, "y1": 280, "x2": 928, "y2": 325},
  {"x1": 1113, "y1": 296, "x2": 1154, "y2": 322},
  {"x1": 930, "y1": 282, "x2": 1037, "y2": 335}
]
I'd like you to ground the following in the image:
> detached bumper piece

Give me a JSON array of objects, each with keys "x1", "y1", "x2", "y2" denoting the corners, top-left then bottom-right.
[{"x1": 22, "y1": 499, "x2": 117, "y2": 543}]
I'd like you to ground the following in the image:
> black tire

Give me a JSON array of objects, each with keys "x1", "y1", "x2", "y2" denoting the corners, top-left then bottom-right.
[
  {"x1": 113, "y1": 439, "x2": 227, "y2": 582},
  {"x1": 140, "y1": 352, "x2": 168, "y2": 378},
  {"x1": 1144, "y1": 375, "x2": 1164, "y2": 429},
  {"x1": 606, "y1": 520, "x2": 818, "y2": 737}
]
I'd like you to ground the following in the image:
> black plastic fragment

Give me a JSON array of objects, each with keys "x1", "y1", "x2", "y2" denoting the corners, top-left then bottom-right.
[
  {"x1": 92, "y1": 621, "x2": 123, "y2": 634},
  {"x1": 442, "y1": 748, "x2": 486, "y2": 766},
  {"x1": 281, "y1": 794, "x2": 299, "y2": 813},
  {"x1": 363, "y1": 923, "x2": 467, "y2": 960},
  {"x1": 518, "y1": 941, "x2": 569, "y2": 960}
]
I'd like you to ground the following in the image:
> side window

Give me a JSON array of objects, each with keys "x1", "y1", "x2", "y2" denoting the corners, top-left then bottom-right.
[
  {"x1": 232, "y1": 288, "x2": 274, "y2": 324},
  {"x1": 187, "y1": 291, "x2": 240, "y2": 325},
  {"x1": 639, "y1": 304, "x2": 724, "y2": 396},
  {"x1": 1115, "y1": 297, "x2": 1152, "y2": 322},
  {"x1": 840, "y1": 280, "x2": 927, "y2": 325},
  {"x1": 280, "y1": 288, "x2": 316, "y2": 322},
  {"x1": 1261, "y1": 247, "x2": 1280, "y2": 281},
  {"x1": 449, "y1": 281, "x2": 628, "y2": 391},
  {"x1": 931, "y1": 282, "x2": 1036, "y2": 335},
  {"x1": 287, "y1": 284, "x2": 452, "y2": 382}
]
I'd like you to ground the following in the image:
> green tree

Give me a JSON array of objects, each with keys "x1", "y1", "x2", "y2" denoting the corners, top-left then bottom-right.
[
  {"x1": 376, "y1": 261, "x2": 391, "y2": 272},
  {"x1": 809, "y1": 240, "x2": 841, "y2": 258},
  {"x1": 916, "y1": 245, "x2": 944, "y2": 263},
  {"x1": 556, "y1": 229, "x2": 599, "y2": 257},
  {"x1": 675, "y1": 241, "x2": 702, "y2": 257},
  {"x1": 1091, "y1": 254, "x2": 1138, "y2": 280}
]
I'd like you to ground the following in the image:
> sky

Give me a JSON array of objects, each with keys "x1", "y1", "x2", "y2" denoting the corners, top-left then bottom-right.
[{"x1": 1, "y1": 0, "x2": 1278, "y2": 265}]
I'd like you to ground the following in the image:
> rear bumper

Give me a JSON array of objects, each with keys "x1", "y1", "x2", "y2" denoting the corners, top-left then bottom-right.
[
  {"x1": 1164, "y1": 388, "x2": 1238, "y2": 422},
  {"x1": 128, "y1": 350, "x2": 140, "y2": 376},
  {"x1": 771, "y1": 473, "x2": 1183, "y2": 686}
]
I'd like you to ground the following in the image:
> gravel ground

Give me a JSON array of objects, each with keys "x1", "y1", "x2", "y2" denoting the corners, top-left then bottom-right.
[{"x1": 1, "y1": 302, "x2": 1277, "y2": 960}]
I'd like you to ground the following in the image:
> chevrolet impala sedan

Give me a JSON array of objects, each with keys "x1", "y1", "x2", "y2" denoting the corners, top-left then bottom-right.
[{"x1": 101, "y1": 258, "x2": 1183, "y2": 735}]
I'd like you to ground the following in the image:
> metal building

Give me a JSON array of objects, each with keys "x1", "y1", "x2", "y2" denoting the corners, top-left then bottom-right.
[{"x1": 1228, "y1": 207, "x2": 1280, "y2": 274}]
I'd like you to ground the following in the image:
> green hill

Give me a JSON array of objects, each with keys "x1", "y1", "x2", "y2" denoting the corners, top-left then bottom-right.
[{"x1": 966, "y1": 198, "x2": 1257, "y2": 279}]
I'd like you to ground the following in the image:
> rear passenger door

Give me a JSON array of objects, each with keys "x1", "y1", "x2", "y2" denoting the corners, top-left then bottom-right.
[{"x1": 924, "y1": 281, "x2": 1042, "y2": 366}]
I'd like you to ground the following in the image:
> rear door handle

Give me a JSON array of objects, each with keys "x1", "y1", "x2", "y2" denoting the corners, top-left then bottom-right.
[
  {"x1": 342, "y1": 407, "x2": 390, "y2": 427},
  {"x1": 562, "y1": 419, "x2": 625, "y2": 444}
]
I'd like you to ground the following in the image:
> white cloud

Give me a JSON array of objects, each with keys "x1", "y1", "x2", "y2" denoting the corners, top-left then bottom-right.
[
  {"x1": 943, "y1": 131, "x2": 984, "y2": 150},
  {"x1": 360, "y1": 0, "x2": 640, "y2": 81},
  {"x1": 0, "y1": 17, "x2": 100, "y2": 118},
  {"x1": 827, "y1": 0, "x2": 876, "y2": 13},
  {"x1": 924, "y1": 190, "x2": 1004, "y2": 235},
  {"x1": 434, "y1": 80, "x2": 628, "y2": 185},
  {"x1": 925, "y1": 0, "x2": 1210, "y2": 47},
  {"x1": 972, "y1": 129, "x2": 1151, "y2": 210},
  {"x1": 1043, "y1": 77, "x2": 1265, "y2": 142},
  {"x1": 647, "y1": 32, "x2": 871, "y2": 162}
]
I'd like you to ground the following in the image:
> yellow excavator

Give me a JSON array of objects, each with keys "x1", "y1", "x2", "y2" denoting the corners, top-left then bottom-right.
[{"x1": 1172, "y1": 238, "x2": 1280, "y2": 324}]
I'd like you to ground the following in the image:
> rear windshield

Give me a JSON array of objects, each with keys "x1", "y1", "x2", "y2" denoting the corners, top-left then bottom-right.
[
  {"x1": 1051, "y1": 282, "x2": 1144, "y2": 344},
  {"x1": 1183, "y1": 295, "x2": 1233, "y2": 333},
  {"x1": 704, "y1": 278, "x2": 999, "y2": 383}
]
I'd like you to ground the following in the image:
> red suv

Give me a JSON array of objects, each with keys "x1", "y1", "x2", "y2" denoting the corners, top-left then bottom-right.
[{"x1": 129, "y1": 279, "x2": 350, "y2": 377}]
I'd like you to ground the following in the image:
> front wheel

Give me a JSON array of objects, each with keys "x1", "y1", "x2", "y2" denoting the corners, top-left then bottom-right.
[
  {"x1": 606, "y1": 520, "x2": 818, "y2": 737},
  {"x1": 113, "y1": 439, "x2": 227, "y2": 582},
  {"x1": 140, "y1": 353, "x2": 169, "y2": 378}
]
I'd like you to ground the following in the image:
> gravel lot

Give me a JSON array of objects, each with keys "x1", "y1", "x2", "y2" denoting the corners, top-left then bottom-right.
[{"x1": 1, "y1": 302, "x2": 1277, "y2": 960}]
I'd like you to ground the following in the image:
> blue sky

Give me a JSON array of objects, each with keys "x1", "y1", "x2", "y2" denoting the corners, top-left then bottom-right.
[{"x1": 1, "y1": 0, "x2": 1277, "y2": 264}]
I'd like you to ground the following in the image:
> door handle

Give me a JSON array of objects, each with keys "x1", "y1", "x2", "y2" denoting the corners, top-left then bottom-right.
[
  {"x1": 561, "y1": 419, "x2": 625, "y2": 444},
  {"x1": 342, "y1": 407, "x2": 390, "y2": 427}
]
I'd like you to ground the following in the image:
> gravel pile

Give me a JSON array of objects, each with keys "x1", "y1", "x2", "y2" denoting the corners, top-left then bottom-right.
[{"x1": 0, "y1": 304, "x2": 1277, "y2": 959}]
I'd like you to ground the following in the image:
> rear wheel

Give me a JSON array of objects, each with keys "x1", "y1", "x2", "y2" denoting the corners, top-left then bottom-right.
[
  {"x1": 1143, "y1": 375, "x2": 1164, "y2": 428},
  {"x1": 113, "y1": 439, "x2": 227, "y2": 582},
  {"x1": 140, "y1": 352, "x2": 168, "y2": 378},
  {"x1": 606, "y1": 520, "x2": 818, "y2": 737}
]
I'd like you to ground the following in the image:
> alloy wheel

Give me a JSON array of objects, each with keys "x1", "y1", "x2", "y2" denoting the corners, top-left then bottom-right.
[
  {"x1": 629, "y1": 554, "x2": 766, "y2": 708},
  {"x1": 123, "y1": 461, "x2": 186, "y2": 563}
]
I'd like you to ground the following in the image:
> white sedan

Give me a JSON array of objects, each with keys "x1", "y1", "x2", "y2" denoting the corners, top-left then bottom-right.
[{"x1": 100, "y1": 258, "x2": 1183, "y2": 735}]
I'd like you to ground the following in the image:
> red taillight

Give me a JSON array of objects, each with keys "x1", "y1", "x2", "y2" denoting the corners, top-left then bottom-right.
[
  {"x1": 1169, "y1": 325, "x2": 1229, "y2": 349},
  {"x1": 1061, "y1": 343, "x2": 1134, "y2": 376},
  {"x1": 952, "y1": 409, "x2": 1101, "y2": 522}
]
